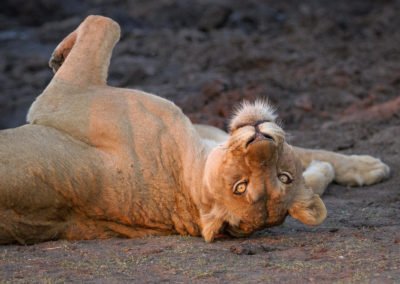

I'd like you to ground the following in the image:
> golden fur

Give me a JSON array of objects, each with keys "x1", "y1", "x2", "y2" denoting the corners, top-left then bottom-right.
[{"x1": 0, "y1": 16, "x2": 390, "y2": 244}]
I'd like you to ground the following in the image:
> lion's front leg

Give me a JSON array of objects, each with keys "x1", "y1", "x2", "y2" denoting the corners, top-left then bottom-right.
[
  {"x1": 294, "y1": 147, "x2": 390, "y2": 187},
  {"x1": 332, "y1": 154, "x2": 390, "y2": 186}
]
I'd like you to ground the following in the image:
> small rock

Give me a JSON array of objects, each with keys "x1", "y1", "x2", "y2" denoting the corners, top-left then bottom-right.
[
  {"x1": 198, "y1": 6, "x2": 232, "y2": 31},
  {"x1": 294, "y1": 94, "x2": 313, "y2": 112},
  {"x1": 260, "y1": 244, "x2": 279, "y2": 252},
  {"x1": 201, "y1": 80, "x2": 228, "y2": 100},
  {"x1": 230, "y1": 244, "x2": 256, "y2": 255}
]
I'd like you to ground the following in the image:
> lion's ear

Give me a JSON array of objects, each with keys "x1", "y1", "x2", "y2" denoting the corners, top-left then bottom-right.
[{"x1": 288, "y1": 194, "x2": 327, "y2": 225}]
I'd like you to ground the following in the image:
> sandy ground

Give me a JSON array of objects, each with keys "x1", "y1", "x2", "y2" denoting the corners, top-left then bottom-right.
[{"x1": 0, "y1": 0, "x2": 399, "y2": 282}]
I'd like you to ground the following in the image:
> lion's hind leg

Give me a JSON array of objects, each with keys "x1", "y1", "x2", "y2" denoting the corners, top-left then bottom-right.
[
  {"x1": 49, "y1": 15, "x2": 121, "y2": 87},
  {"x1": 0, "y1": 125, "x2": 106, "y2": 244},
  {"x1": 49, "y1": 30, "x2": 77, "y2": 73},
  {"x1": 0, "y1": 206, "x2": 69, "y2": 245},
  {"x1": 303, "y1": 161, "x2": 335, "y2": 196}
]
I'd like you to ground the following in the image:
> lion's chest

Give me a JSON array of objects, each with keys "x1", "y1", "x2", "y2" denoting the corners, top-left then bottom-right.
[{"x1": 93, "y1": 98, "x2": 192, "y2": 230}]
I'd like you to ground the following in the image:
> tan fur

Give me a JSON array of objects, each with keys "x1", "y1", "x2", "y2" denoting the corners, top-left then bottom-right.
[
  {"x1": 302, "y1": 161, "x2": 335, "y2": 196},
  {"x1": 0, "y1": 16, "x2": 390, "y2": 244},
  {"x1": 229, "y1": 100, "x2": 277, "y2": 131}
]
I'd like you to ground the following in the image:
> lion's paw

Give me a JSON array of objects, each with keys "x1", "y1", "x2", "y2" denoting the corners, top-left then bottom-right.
[
  {"x1": 49, "y1": 52, "x2": 65, "y2": 73},
  {"x1": 335, "y1": 155, "x2": 390, "y2": 186},
  {"x1": 48, "y1": 32, "x2": 76, "y2": 73}
]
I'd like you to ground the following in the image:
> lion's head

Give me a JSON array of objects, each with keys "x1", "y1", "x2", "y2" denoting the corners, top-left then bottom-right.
[{"x1": 200, "y1": 101, "x2": 327, "y2": 242}]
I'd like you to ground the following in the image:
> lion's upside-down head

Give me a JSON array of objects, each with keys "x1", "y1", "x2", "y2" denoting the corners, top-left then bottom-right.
[{"x1": 200, "y1": 101, "x2": 327, "y2": 242}]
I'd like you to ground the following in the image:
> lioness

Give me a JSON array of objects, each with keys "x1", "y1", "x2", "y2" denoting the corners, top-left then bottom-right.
[{"x1": 0, "y1": 16, "x2": 390, "y2": 244}]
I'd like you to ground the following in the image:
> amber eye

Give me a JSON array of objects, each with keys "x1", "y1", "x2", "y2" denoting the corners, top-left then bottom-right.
[
  {"x1": 278, "y1": 172, "x2": 293, "y2": 184},
  {"x1": 233, "y1": 181, "x2": 248, "y2": 195}
]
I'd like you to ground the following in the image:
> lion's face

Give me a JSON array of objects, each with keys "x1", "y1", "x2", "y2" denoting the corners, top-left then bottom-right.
[{"x1": 202, "y1": 119, "x2": 326, "y2": 242}]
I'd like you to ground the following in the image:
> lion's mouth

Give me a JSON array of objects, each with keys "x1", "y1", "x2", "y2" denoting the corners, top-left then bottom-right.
[
  {"x1": 246, "y1": 132, "x2": 274, "y2": 147},
  {"x1": 223, "y1": 223, "x2": 252, "y2": 238}
]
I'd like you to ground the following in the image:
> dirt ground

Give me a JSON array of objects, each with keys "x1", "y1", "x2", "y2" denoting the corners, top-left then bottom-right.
[{"x1": 0, "y1": 0, "x2": 399, "y2": 282}]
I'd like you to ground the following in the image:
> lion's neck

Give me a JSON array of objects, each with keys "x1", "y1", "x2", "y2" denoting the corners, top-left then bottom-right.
[{"x1": 174, "y1": 125, "x2": 213, "y2": 237}]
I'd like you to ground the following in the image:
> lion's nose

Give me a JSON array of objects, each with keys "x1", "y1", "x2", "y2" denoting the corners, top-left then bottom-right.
[{"x1": 255, "y1": 123, "x2": 275, "y2": 141}]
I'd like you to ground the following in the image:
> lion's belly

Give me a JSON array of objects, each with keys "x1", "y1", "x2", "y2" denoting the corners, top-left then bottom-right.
[
  {"x1": 90, "y1": 130, "x2": 183, "y2": 229},
  {"x1": 23, "y1": 85, "x2": 200, "y2": 240}
]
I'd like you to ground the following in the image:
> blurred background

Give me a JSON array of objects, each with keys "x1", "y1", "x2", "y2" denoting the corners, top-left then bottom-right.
[{"x1": 0, "y1": 0, "x2": 399, "y2": 131}]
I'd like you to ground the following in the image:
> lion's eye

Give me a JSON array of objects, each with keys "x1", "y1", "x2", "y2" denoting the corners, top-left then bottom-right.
[
  {"x1": 233, "y1": 181, "x2": 248, "y2": 195},
  {"x1": 278, "y1": 172, "x2": 293, "y2": 184}
]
